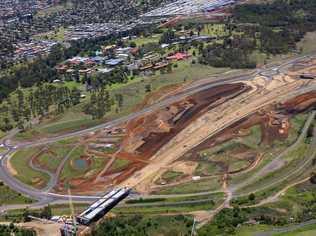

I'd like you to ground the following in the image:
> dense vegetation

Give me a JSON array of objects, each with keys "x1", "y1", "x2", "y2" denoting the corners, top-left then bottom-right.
[
  {"x1": 0, "y1": 182, "x2": 33, "y2": 206},
  {"x1": 2, "y1": 205, "x2": 52, "y2": 223},
  {"x1": 0, "y1": 223, "x2": 35, "y2": 236},
  {"x1": 0, "y1": 84, "x2": 81, "y2": 132},
  {"x1": 199, "y1": 0, "x2": 316, "y2": 68},
  {"x1": 84, "y1": 88, "x2": 112, "y2": 119},
  {"x1": 91, "y1": 214, "x2": 193, "y2": 236},
  {"x1": 199, "y1": 39, "x2": 257, "y2": 69},
  {"x1": 1, "y1": 0, "x2": 316, "y2": 132},
  {"x1": 199, "y1": 179, "x2": 316, "y2": 235}
]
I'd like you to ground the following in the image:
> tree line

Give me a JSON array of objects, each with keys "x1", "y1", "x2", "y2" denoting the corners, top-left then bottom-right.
[
  {"x1": 199, "y1": 0, "x2": 316, "y2": 69},
  {"x1": 0, "y1": 84, "x2": 81, "y2": 132}
]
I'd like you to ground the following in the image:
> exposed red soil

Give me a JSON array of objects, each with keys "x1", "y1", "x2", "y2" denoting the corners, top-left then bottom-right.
[
  {"x1": 111, "y1": 162, "x2": 146, "y2": 184},
  {"x1": 55, "y1": 88, "x2": 316, "y2": 194},
  {"x1": 281, "y1": 91, "x2": 316, "y2": 113},
  {"x1": 181, "y1": 91, "x2": 316, "y2": 170},
  {"x1": 134, "y1": 83, "x2": 184, "y2": 111},
  {"x1": 122, "y1": 83, "x2": 249, "y2": 159},
  {"x1": 88, "y1": 83, "x2": 250, "y2": 186}
]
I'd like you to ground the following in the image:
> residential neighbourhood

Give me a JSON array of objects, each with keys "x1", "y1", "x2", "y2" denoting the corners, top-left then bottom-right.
[{"x1": 0, "y1": 0, "x2": 231, "y2": 66}]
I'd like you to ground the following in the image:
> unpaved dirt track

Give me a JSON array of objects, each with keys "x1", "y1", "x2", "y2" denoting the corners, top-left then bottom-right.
[
  {"x1": 230, "y1": 111, "x2": 316, "y2": 193},
  {"x1": 121, "y1": 78, "x2": 316, "y2": 192}
]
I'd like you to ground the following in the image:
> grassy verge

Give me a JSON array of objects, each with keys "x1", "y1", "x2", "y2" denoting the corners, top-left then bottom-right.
[
  {"x1": 110, "y1": 158, "x2": 130, "y2": 172},
  {"x1": 0, "y1": 182, "x2": 34, "y2": 205},
  {"x1": 160, "y1": 170, "x2": 184, "y2": 183},
  {"x1": 154, "y1": 177, "x2": 221, "y2": 194},
  {"x1": 235, "y1": 141, "x2": 311, "y2": 195},
  {"x1": 13, "y1": 60, "x2": 232, "y2": 142},
  {"x1": 10, "y1": 148, "x2": 50, "y2": 189},
  {"x1": 92, "y1": 214, "x2": 193, "y2": 236},
  {"x1": 114, "y1": 200, "x2": 218, "y2": 214},
  {"x1": 126, "y1": 192, "x2": 224, "y2": 204},
  {"x1": 60, "y1": 146, "x2": 86, "y2": 180},
  {"x1": 60, "y1": 145, "x2": 108, "y2": 187},
  {"x1": 233, "y1": 180, "x2": 316, "y2": 236}
]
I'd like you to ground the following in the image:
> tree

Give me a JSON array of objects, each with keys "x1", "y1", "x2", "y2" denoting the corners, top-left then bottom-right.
[
  {"x1": 70, "y1": 88, "x2": 81, "y2": 106},
  {"x1": 130, "y1": 41, "x2": 137, "y2": 48},
  {"x1": 41, "y1": 205, "x2": 52, "y2": 219},
  {"x1": 167, "y1": 64, "x2": 172, "y2": 73},
  {"x1": 84, "y1": 88, "x2": 111, "y2": 119},
  {"x1": 310, "y1": 172, "x2": 316, "y2": 184},
  {"x1": 23, "y1": 208, "x2": 31, "y2": 222},
  {"x1": 248, "y1": 193, "x2": 255, "y2": 201},
  {"x1": 159, "y1": 29, "x2": 176, "y2": 44},
  {"x1": 115, "y1": 94, "x2": 124, "y2": 110},
  {"x1": 145, "y1": 84, "x2": 151, "y2": 93}
]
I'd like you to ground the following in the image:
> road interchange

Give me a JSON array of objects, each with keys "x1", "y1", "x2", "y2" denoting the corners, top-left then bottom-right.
[{"x1": 0, "y1": 53, "x2": 315, "y2": 214}]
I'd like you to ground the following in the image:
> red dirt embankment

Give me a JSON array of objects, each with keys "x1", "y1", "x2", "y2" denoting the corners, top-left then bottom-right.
[
  {"x1": 185, "y1": 91, "x2": 316, "y2": 159},
  {"x1": 121, "y1": 83, "x2": 249, "y2": 159},
  {"x1": 55, "y1": 87, "x2": 316, "y2": 194},
  {"x1": 281, "y1": 91, "x2": 316, "y2": 114}
]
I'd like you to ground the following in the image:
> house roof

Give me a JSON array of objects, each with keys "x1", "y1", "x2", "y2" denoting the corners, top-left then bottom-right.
[
  {"x1": 166, "y1": 52, "x2": 190, "y2": 60},
  {"x1": 105, "y1": 58, "x2": 124, "y2": 66}
]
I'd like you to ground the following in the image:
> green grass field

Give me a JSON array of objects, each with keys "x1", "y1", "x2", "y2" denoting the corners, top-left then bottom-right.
[
  {"x1": 36, "y1": 152, "x2": 63, "y2": 172},
  {"x1": 160, "y1": 170, "x2": 184, "y2": 183},
  {"x1": 33, "y1": 27, "x2": 66, "y2": 42},
  {"x1": 129, "y1": 34, "x2": 161, "y2": 47},
  {"x1": 0, "y1": 147, "x2": 6, "y2": 153},
  {"x1": 10, "y1": 148, "x2": 50, "y2": 189},
  {"x1": 60, "y1": 146, "x2": 108, "y2": 186},
  {"x1": 36, "y1": 143, "x2": 75, "y2": 172},
  {"x1": 0, "y1": 182, "x2": 34, "y2": 205},
  {"x1": 13, "y1": 60, "x2": 232, "y2": 142},
  {"x1": 60, "y1": 146, "x2": 86, "y2": 180},
  {"x1": 201, "y1": 23, "x2": 228, "y2": 38},
  {"x1": 114, "y1": 200, "x2": 217, "y2": 214},
  {"x1": 155, "y1": 177, "x2": 222, "y2": 194},
  {"x1": 92, "y1": 214, "x2": 194, "y2": 236},
  {"x1": 194, "y1": 161, "x2": 220, "y2": 176},
  {"x1": 297, "y1": 32, "x2": 316, "y2": 54},
  {"x1": 110, "y1": 158, "x2": 130, "y2": 172}
]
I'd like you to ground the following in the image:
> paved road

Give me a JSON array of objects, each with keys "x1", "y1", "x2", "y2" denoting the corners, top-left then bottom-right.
[
  {"x1": 46, "y1": 144, "x2": 80, "y2": 193},
  {"x1": 0, "y1": 70, "x2": 256, "y2": 204},
  {"x1": 230, "y1": 111, "x2": 316, "y2": 194},
  {"x1": 8, "y1": 73, "x2": 255, "y2": 149},
  {"x1": 0, "y1": 53, "x2": 314, "y2": 210},
  {"x1": 255, "y1": 219, "x2": 316, "y2": 236}
]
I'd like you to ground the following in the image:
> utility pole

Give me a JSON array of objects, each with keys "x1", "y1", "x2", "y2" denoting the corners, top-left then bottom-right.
[
  {"x1": 190, "y1": 218, "x2": 196, "y2": 236},
  {"x1": 68, "y1": 188, "x2": 77, "y2": 236}
]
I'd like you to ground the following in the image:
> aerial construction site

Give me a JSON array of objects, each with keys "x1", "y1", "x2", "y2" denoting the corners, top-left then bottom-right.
[
  {"x1": 1, "y1": 54, "x2": 316, "y2": 234},
  {"x1": 32, "y1": 54, "x2": 316, "y2": 195}
]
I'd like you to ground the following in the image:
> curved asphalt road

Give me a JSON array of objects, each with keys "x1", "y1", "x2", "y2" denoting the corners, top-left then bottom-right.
[
  {"x1": 0, "y1": 53, "x2": 315, "y2": 209},
  {"x1": 0, "y1": 70, "x2": 256, "y2": 202}
]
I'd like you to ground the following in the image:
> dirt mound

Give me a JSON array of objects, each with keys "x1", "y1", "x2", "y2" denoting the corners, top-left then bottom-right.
[
  {"x1": 172, "y1": 161, "x2": 198, "y2": 175},
  {"x1": 134, "y1": 83, "x2": 184, "y2": 111},
  {"x1": 281, "y1": 91, "x2": 316, "y2": 113},
  {"x1": 183, "y1": 91, "x2": 316, "y2": 160},
  {"x1": 121, "y1": 83, "x2": 248, "y2": 159}
]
